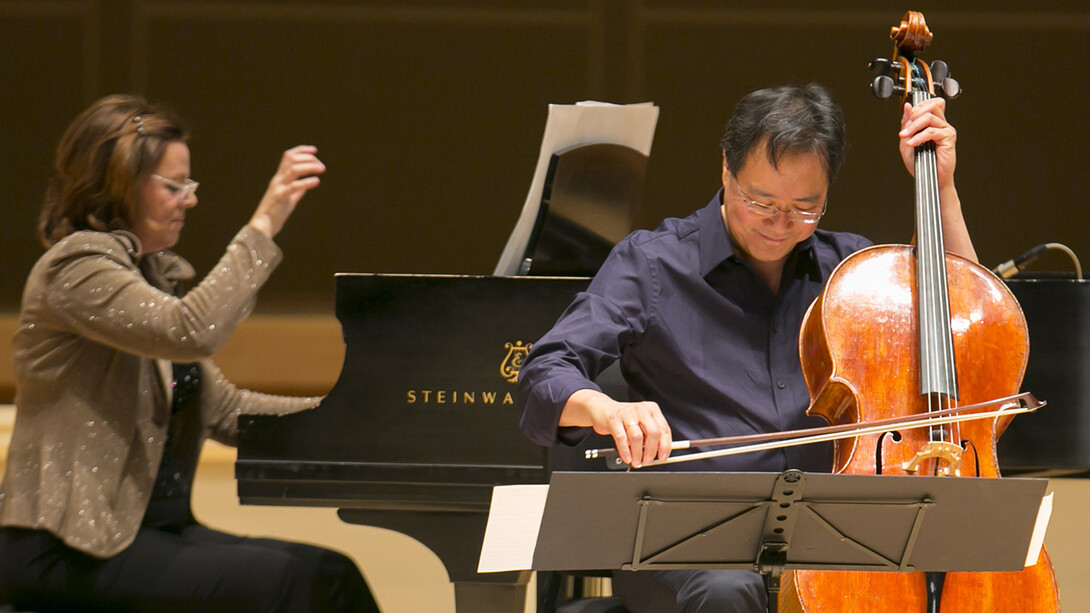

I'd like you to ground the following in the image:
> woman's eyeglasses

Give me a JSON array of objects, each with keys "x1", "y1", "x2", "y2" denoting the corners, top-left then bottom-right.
[{"x1": 152, "y1": 174, "x2": 199, "y2": 200}]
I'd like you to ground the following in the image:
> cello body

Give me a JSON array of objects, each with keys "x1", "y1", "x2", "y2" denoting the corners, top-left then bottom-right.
[
  {"x1": 781, "y1": 245, "x2": 1059, "y2": 611},
  {"x1": 780, "y1": 11, "x2": 1059, "y2": 610}
]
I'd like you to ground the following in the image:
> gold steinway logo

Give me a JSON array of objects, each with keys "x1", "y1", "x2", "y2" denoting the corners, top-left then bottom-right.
[
  {"x1": 501, "y1": 341, "x2": 531, "y2": 383},
  {"x1": 404, "y1": 340, "x2": 532, "y2": 405}
]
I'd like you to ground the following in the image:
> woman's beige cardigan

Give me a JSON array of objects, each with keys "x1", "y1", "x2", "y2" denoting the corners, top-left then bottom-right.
[{"x1": 0, "y1": 226, "x2": 317, "y2": 558}]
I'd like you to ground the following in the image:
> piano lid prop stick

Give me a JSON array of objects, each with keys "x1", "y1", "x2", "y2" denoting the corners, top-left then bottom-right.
[{"x1": 585, "y1": 391, "x2": 1043, "y2": 462}]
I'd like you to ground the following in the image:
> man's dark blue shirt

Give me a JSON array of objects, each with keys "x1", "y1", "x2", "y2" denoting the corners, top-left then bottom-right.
[{"x1": 518, "y1": 189, "x2": 872, "y2": 472}]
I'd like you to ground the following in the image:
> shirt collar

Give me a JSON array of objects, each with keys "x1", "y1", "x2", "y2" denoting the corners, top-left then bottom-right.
[
  {"x1": 698, "y1": 188, "x2": 734, "y2": 277},
  {"x1": 698, "y1": 187, "x2": 820, "y2": 279}
]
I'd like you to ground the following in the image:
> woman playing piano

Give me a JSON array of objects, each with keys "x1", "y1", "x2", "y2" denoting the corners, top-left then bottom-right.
[{"x1": 0, "y1": 94, "x2": 380, "y2": 612}]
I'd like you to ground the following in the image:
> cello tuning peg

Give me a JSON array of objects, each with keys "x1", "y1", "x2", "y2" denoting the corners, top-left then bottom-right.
[
  {"x1": 939, "y1": 77, "x2": 962, "y2": 99},
  {"x1": 868, "y1": 59, "x2": 905, "y2": 75},
  {"x1": 930, "y1": 60, "x2": 950, "y2": 83},
  {"x1": 869, "y1": 58, "x2": 892, "y2": 74},
  {"x1": 871, "y1": 76, "x2": 903, "y2": 100}
]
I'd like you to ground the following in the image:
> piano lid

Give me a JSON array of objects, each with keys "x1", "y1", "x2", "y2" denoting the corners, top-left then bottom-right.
[{"x1": 998, "y1": 278, "x2": 1090, "y2": 477}]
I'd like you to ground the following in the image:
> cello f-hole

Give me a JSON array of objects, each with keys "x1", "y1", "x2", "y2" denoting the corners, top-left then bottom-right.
[
  {"x1": 875, "y1": 430, "x2": 901, "y2": 475},
  {"x1": 962, "y1": 439, "x2": 982, "y2": 477}
]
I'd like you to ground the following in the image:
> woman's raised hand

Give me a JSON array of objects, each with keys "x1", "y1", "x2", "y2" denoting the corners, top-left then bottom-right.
[{"x1": 248, "y1": 145, "x2": 326, "y2": 238}]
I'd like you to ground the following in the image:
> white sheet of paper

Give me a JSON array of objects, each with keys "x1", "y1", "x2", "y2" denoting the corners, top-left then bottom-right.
[
  {"x1": 477, "y1": 484, "x2": 551, "y2": 573},
  {"x1": 1024, "y1": 491, "x2": 1053, "y2": 567},
  {"x1": 493, "y1": 101, "x2": 659, "y2": 276}
]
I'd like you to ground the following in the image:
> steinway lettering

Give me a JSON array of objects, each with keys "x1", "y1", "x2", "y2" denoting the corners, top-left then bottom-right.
[{"x1": 406, "y1": 390, "x2": 515, "y2": 405}]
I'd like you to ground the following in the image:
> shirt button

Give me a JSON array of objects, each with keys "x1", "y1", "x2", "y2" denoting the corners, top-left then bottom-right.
[
  {"x1": 776, "y1": 380, "x2": 786, "y2": 389},
  {"x1": 771, "y1": 325, "x2": 778, "y2": 334}
]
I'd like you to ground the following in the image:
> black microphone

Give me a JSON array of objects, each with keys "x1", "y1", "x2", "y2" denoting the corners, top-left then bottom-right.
[{"x1": 992, "y1": 244, "x2": 1048, "y2": 279}]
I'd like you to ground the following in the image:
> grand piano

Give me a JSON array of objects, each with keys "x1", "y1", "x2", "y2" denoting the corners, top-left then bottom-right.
[{"x1": 236, "y1": 142, "x2": 648, "y2": 612}]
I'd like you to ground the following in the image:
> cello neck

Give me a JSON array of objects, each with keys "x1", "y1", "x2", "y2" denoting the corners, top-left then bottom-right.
[{"x1": 910, "y1": 85, "x2": 959, "y2": 399}]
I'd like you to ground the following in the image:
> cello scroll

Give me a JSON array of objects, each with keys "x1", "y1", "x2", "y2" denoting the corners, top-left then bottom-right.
[{"x1": 869, "y1": 10, "x2": 961, "y2": 103}]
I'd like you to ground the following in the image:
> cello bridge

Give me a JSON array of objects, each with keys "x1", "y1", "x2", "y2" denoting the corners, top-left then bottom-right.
[{"x1": 901, "y1": 441, "x2": 963, "y2": 476}]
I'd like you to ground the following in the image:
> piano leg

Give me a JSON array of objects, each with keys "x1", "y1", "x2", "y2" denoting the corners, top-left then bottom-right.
[{"x1": 338, "y1": 509, "x2": 529, "y2": 612}]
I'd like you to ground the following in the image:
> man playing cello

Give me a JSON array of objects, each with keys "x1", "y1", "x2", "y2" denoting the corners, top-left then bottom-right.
[{"x1": 518, "y1": 83, "x2": 973, "y2": 612}]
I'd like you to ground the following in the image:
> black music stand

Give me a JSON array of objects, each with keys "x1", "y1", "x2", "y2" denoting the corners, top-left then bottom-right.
[{"x1": 529, "y1": 470, "x2": 1050, "y2": 612}]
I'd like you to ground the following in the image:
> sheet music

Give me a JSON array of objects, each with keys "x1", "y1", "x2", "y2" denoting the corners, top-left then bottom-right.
[
  {"x1": 493, "y1": 101, "x2": 659, "y2": 276},
  {"x1": 477, "y1": 484, "x2": 550, "y2": 573},
  {"x1": 1025, "y1": 491, "x2": 1053, "y2": 567}
]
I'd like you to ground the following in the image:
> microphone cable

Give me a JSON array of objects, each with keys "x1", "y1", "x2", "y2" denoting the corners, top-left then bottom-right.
[{"x1": 992, "y1": 243, "x2": 1082, "y2": 280}]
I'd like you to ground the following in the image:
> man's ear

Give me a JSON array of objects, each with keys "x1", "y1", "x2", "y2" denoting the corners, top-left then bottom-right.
[{"x1": 721, "y1": 151, "x2": 730, "y2": 186}]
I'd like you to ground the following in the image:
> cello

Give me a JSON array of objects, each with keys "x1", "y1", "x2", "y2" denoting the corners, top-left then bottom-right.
[{"x1": 781, "y1": 11, "x2": 1059, "y2": 612}]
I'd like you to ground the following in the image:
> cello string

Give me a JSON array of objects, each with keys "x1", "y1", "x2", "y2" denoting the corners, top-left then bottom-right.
[
  {"x1": 925, "y1": 143, "x2": 957, "y2": 464},
  {"x1": 925, "y1": 103, "x2": 956, "y2": 448},
  {"x1": 912, "y1": 85, "x2": 941, "y2": 448},
  {"x1": 913, "y1": 81, "x2": 961, "y2": 459},
  {"x1": 932, "y1": 140, "x2": 962, "y2": 448},
  {"x1": 919, "y1": 86, "x2": 962, "y2": 447}
]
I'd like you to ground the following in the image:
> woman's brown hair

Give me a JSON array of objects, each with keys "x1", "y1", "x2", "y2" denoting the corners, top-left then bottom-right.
[{"x1": 38, "y1": 94, "x2": 188, "y2": 247}]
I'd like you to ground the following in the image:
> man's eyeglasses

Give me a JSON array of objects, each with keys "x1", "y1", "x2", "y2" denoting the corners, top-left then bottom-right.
[
  {"x1": 734, "y1": 179, "x2": 824, "y2": 225},
  {"x1": 152, "y1": 174, "x2": 199, "y2": 200}
]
